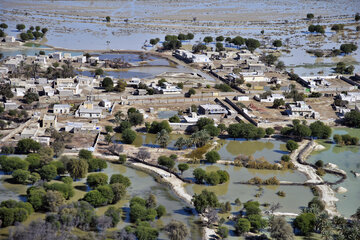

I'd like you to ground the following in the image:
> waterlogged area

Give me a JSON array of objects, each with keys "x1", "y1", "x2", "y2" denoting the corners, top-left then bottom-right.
[
  {"x1": 217, "y1": 138, "x2": 287, "y2": 163},
  {"x1": 309, "y1": 128, "x2": 360, "y2": 217},
  {"x1": 183, "y1": 164, "x2": 312, "y2": 214}
]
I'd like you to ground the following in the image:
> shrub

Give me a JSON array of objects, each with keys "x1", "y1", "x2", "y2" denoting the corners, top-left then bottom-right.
[
  {"x1": 97, "y1": 185, "x2": 114, "y2": 204},
  {"x1": 12, "y1": 169, "x2": 30, "y2": 184},
  {"x1": 0, "y1": 156, "x2": 29, "y2": 173},
  {"x1": 157, "y1": 156, "x2": 175, "y2": 169},
  {"x1": 39, "y1": 164, "x2": 57, "y2": 181},
  {"x1": 156, "y1": 205, "x2": 166, "y2": 218},
  {"x1": 315, "y1": 160, "x2": 324, "y2": 168},
  {"x1": 45, "y1": 182, "x2": 74, "y2": 200},
  {"x1": 87, "y1": 158, "x2": 107, "y2": 172},
  {"x1": 277, "y1": 191, "x2": 286, "y2": 197},
  {"x1": 316, "y1": 168, "x2": 326, "y2": 176},
  {"x1": 286, "y1": 140, "x2": 298, "y2": 152}
]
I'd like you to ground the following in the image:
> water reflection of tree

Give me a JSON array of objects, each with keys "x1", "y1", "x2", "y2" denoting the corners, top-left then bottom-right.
[{"x1": 225, "y1": 140, "x2": 274, "y2": 156}]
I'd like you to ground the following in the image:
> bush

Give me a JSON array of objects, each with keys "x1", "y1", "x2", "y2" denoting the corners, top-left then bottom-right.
[
  {"x1": 110, "y1": 174, "x2": 131, "y2": 188},
  {"x1": 217, "y1": 226, "x2": 229, "y2": 239},
  {"x1": 315, "y1": 160, "x2": 324, "y2": 168},
  {"x1": 178, "y1": 163, "x2": 189, "y2": 174},
  {"x1": 169, "y1": 115, "x2": 180, "y2": 123},
  {"x1": 316, "y1": 168, "x2": 326, "y2": 176},
  {"x1": 122, "y1": 128, "x2": 137, "y2": 144},
  {"x1": 205, "y1": 150, "x2": 220, "y2": 163},
  {"x1": 86, "y1": 173, "x2": 108, "y2": 188},
  {"x1": 61, "y1": 176, "x2": 73, "y2": 185},
  {"x1": 192, "y1": 190, "x2": 219, "y2": 213},
  {"x1": 248, "y1": 214, "x2": 267, "y2": 232},
  {"x1": 277, "y1": 191, "x2": 286, "y2": 197},
  {"x1": 111, "y1": 183, "x2": 126, "y2": 203},
  {"x1": 97, "y1": 185, "x2": 114, "y2": 204},
  {"x1": 148, "y1": 120, "x2": 172, "y2": 134},
  {"x1": 105, "y1": 206, "x2": 122, "y2": 227},
  {"x1": 27, "y1": 187, "x2": 46, "y2": 211},
  {"x1": 16, "y1": 139, "x2": 41, "y2": 153}
]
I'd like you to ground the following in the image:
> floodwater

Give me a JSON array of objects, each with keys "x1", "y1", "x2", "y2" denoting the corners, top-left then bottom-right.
[
  {"x1": 308, "y1": 128, "x2": 360, "y2": 218},
  {"x1": 217, "y1": 138, "x2": 287, "y2": 163},
  {"x1": 2, "y1": 0, "x2": 359, "y2": 76}
]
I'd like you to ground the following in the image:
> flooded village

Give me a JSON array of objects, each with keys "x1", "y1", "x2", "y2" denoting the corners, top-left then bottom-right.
[{"x1": 0, "y1": 0, "x2": 360, "y2": 239}]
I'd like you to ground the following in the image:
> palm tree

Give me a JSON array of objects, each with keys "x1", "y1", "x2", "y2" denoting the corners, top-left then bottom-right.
[
  {"x1": 190, "y1": 130, "x2": 210, "y2": 147},
  {"x1": 156, "y1": 129, "x2": 170, "y2": 148}
]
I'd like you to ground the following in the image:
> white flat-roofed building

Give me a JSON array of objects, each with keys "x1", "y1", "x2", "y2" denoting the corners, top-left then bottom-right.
[
  {"x1": 4, "y1": 101, "x2": 18, "y2": 110},
  {"x1": 287, "y1": 101, "x2": 320, "y2": 119},
  {"x1": 240, "y1": 72, "x2": 268, "y2": 82},
  {"x1": 76, "y1": 55, "x2": 87, "y2": 63},
  {"x1": 339, "y1": 92, "x2": 360, "y2": 103},
  {"x1": 100, "y1": 99, "x2": 112, "y2": 109},
  {"x1": 89, "y1": 56, "x2": 99, "y2": 64},
  {"x1": 235, "y1": 95, "x2": 250, "y2": 101},
  {"x1": 4, "y1": 36, "x2": 16, "y2": 42},
  {"x1": 199, "y1": 104, "x2": 228, "y2": 115},
  {"x1": 76, "y1": 76, "x2": 95, "y2": 86},
  {"x1": 63, "y1": 53, "x2": 72, "y2": 59},
  {"x1": 53, "y1": 104, "x2": 71, "y2": 114},
  {"x1": 42, "y1": 86, "x2": 54, "y2": 96},
  {"x1": 127, "y1": 78, "x2": 141, "y2": 87},
  {"x1": 75, "y1": 101, "x2": 103, "y2": 119},
  {"x1": 42, "y1": 114, "x2": 57, "y2": 128},
  {"x1": 52, "y1": 52, "x2": 62, "y2": 60}
]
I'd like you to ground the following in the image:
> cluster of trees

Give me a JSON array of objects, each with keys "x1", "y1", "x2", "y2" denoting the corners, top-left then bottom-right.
[
  {"x1": 149, "y1": 38, "x2": 160, "y2": 45},
  {"x1": 281, "y1": 120, "x2": 332, "y2": 140},
  {"x1": 234, "y1": 154, "x2": 294, "y2": 170},
  {"x1": 0, "y1": 23, "x2": 8, "y2": 38},
  {"x1": 45, "y1": 128, "x2": 73, "y2": 156},
  {"x1": 163, "y1": 35, "x2": 182, "y2": 50},
  {"x1": 84, "y1": 172, "x2": 129, "y2": 207},
  {"x1": 127, "y1": 195, "x2": 167, "y2": 239},
  {"x1": 193, "y1": 168, "x2": 229, "y2": 185},
  {"x1": 333, "y1": 134, "x2": 359, "y2": 145},
  {"x1": 227, "y1": 122, "x2": 265, "y2": 139},
  {"x1": 0, "y1": 200, "x2": 33, "y2": 227},
  {"x1": 335, "y1": 61, "x2": 355, "y2": 74},
  {"x1": 17, "y1": 24, "x2": 48, "y2": 41},
  {"x1": 225, "y1": 36, "x2": 261, "y2": 52},
  {"x1": 101, "y1": 77, "x2": 127, "y2": 92},
  {"x1": 78, "y1": 149, "x2": 107, "y2": 172},
  {"x1": 308, "y1": 25, "x2": 325, "y2": 34},
  {"x1": 235, "y1": 201, "x2": 267, "y2": 234},
  {"x1": 146, "y1": 120, "x2": 172, "y2": 134}
]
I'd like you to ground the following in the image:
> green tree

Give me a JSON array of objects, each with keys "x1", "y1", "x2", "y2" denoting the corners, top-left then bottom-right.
[
  {"x1": 294, "y1": 213, "x2": 316, "y2": 236},
  {"x1": 269, "y1": 216, "x2": 295, "y2": 240},
  {"x1": 203, "y1": 36, "x2": 213, "y2": 43},
  {"x1": 46, "y1": 182, "x2": 74, "y2": 199},
  {"x1": 272, "y1": 98, "x2": 285, "y2": 109},
  {"x1": 44, "y1": 190, "x2": 65, "y2": 212},
  {"x1": 23, "y1": 91, "x2": 39, "y2": 104},
  {"x1": 248, "y1": 214, "x2": 267, "y2": 232},
  {"x1": 169, "y1": 115, "x2": 180, "y2": 123},
  {"x1": 83, "y1": 190, "x2": 107, "y2": 207},
  {"x1": 187, "y1": 88, "x2": 196, "y2": 97},
  {"x1": 245, "y1": 38, "x2": 260, "y2": 52},
  {"x1": 157, "y1": 156, "x2": 175, "y2": 169},
  {"x1": 156, "y1": 205, "x2": 166, "y2": 218},
  {"x1": 0, "y1": 156, "x2": 29, "y2": 172},
  {"x1": 12, "y1": 169, "x2": 30, "y2": 184},
  {"x1": 178, "y1": 163, "x2": 189, "y2": 175},
  {"x1": 231, "y1": 36, "x2": 245, "y2": 46},
  {"x1": 16, "y1": 24, "x2": 25, "y2": 31},
  {"x1": 165, "y1": 220, "x2": 189, "y2": 240},
  {"x1": 235, "y1": 218, "x2": 251, "y2": 235},
  {"x1": 86, "y1": 173, "x2": 108, "y2": 188},
  {"x1": 156, "y1": 129, "x2": 170, "y2": 148},
  {"x1": 307, "y1": 13, "x2": 314, "y2": 19},
  {"x1": 340, "y1": 43, "x2": 358, "y2": 54},
  {"x1": 273, "y1": 40, "x2": 282, "y2": 48},
  {"x1": 192, "y1": 189, "x2": 219, "y2": 213},
  {"x1": 265, "y1": 127, "x2": 275, "y2": 136},
  {"x1": 27, "y1": 187, "x2": 46, "y2": 211},
  {"x1": 205, "y1": 150, "x2": 220, "y2": 163},
  {"x1": 66, "y1": 158, "x2": 88, "y2": 179},
  {"x1": 309, "y1": 121, "x2": 331, "y2": 139},
  {"x1": 105, "y1": 206, "x2": 122, "y2": 227},
  {"x1": 122, "y1": 128, "x2": 137, "y2": 144},
  {"x1": 292, "y1": 124, "x2": 311, "y2": 140},
  {"x1": 95, "y1": 68, "x2": 104, "y2": 76},
  {"x1": 110, "y1": 174, "x2": 131, "y2": 188},
  {"x1": 16, "y1": 139, "x2": 41, "y2": 153},
  {"x1": 119, "y1": 120, "x2": 132, "y2": 132},
  {"x1": 204, "y1": 124, "x2": 220, "y2": 137},
  {"x1": 39, "y1": 164, "x2": 57, "y2": 181},
  {"x1": 102, "y1": 77, "x2": 114, "y2": 91},
  {"x1": 217, "y1": 226, "x2": 229, "y2": 239},
  {"x1": 106, "y1": 16, "x2": 111, "y2": 22},
  {"x1": 286, "y1": 140, "x2": 298, "y2": 152},
  {"x1": 0, "y1": 23, "x2": 8, "y2": 30},
  {"x1": 118, "y1": 154, "x2": 127, "y2": 164},
  {"x1": 135, "y1": 221, "x2": 159, "y2": 240},
  {"x1": 128, "y1": 112, "x2": 144, "y2": 126},
  {"x1": 111, "y1": 183, "x2": 126, "y2": 203},
  {"x1": 78, "y1": 149, "x2": 93, "y2": 160},
  {"x1": 193, "y1": 168, "x2": 207, "y2": 183},
  {"x1": 344, "y1": 111, "x2": 360, "y2": 128}
]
